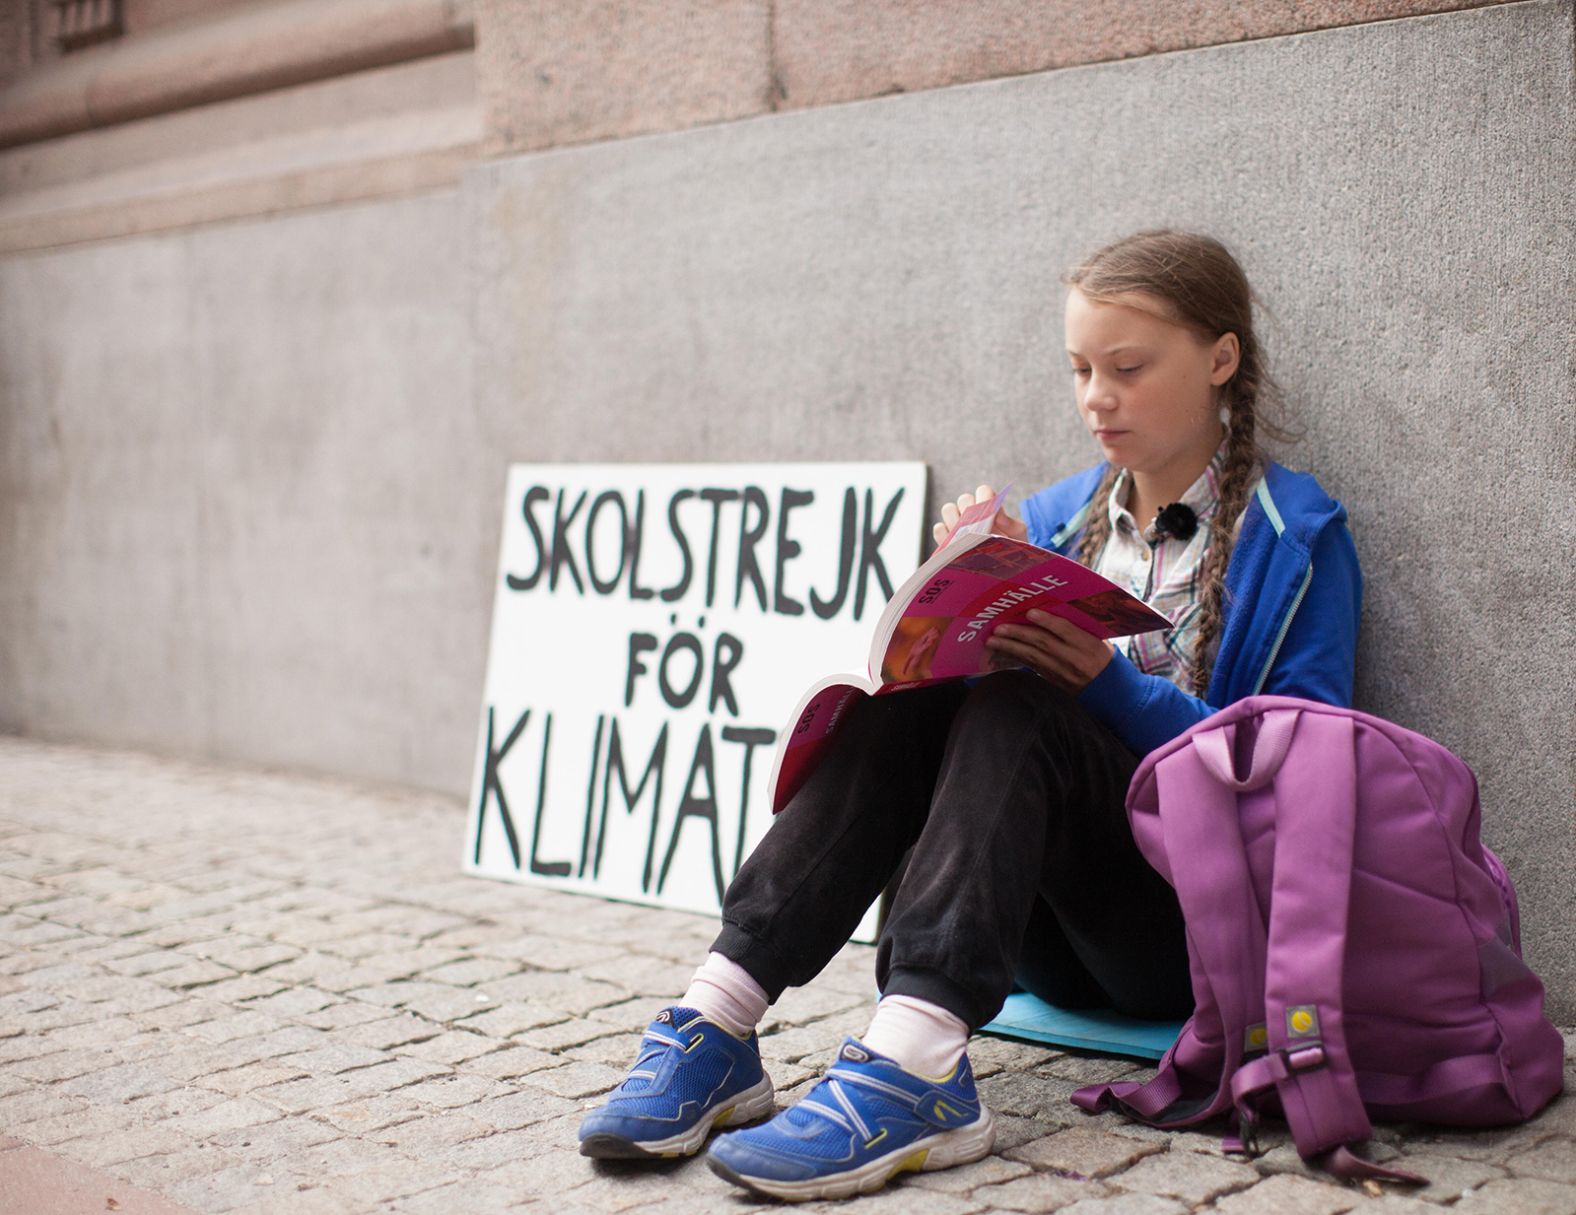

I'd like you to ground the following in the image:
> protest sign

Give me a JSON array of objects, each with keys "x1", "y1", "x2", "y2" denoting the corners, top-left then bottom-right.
[{"x1": 466, "y1": 463, "x2": 927, "y2": 937}]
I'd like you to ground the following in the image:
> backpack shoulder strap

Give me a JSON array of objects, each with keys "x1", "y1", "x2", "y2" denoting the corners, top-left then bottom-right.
[{"x1": 1224, "y1": 707, "x2": 1422, "y2": 1183}]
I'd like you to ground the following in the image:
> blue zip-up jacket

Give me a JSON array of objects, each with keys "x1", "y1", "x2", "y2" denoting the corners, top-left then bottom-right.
[{"x1": 1018, "y1": 461, "x2": 1362, "y2": 757}]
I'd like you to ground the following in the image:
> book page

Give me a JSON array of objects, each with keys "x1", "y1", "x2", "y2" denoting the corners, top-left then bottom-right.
[{"x1": 937, "y1": 486, "x2": 1011, "y2": 547}]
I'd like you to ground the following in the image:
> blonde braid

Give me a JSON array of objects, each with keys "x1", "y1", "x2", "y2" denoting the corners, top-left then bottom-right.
[
  {"x1": 1074, "y1": 465, "x2": 1121, "y2": 568},
  {"x1": 1189, "y1": 382, "x2": 1261, "y2": 695}
]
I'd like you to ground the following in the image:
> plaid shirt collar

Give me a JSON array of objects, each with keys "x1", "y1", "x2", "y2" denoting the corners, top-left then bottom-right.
[{"x1": 1107, "y1": 441, "x2": 1229, "y2": 541}]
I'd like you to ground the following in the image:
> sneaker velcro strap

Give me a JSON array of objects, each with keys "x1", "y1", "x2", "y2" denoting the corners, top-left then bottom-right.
[{"x1": 830, "y1": 1066, "x2": 975, "y2": 1129}]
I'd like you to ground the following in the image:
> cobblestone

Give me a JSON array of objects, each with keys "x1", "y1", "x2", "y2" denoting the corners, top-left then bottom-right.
[
  {"x1": 167, "y1": 1161, "x2": 318, "y2": 1212},
  {"x1": 463, "y1": 1042, "x2": 562, "y2": 1078},
  {"x1": 252, "y1": 1060, "x2": 445, "y2": 1114},
  {"x1": 102, "y1": 949, "x2": 194, "y2": 977},
  {"x1": 111, "y1": 1144, "x2": 247, "y2": 1192},
  {"x1": 154, "y1": 959, "x2": 241, "y2": 989},
  {"x1": 416, "y1": 956, "x2": 523, "y2": 987},
  {"x1": 62, "y1": 1124, "x2": 199, "y2": 1168},
  {"x1": 1355, "y1": 1197, "x2": 1465, "y2": 1215},
  {"x1": 561, "y1": 1031, "x2": 644, "y2": 1070},
  {"x1": 125, "y1": 1086, "x2": 230, "y2": 1121},
  {"x1": 1507, "y1": 1137, "x2": 1576, "y2": 1184},
  {"x1": 517, "y1": 1014, "x2": 619, "y2": 1052},
  {"x1": 39, "y1": 1016, "x2": 146, "y2": 1050},
  {"x1": 8, "y1": 1046, "x2": 116, "y2": 1082},
  {"x1": 183, "y1": 1009, "x2": 287, "y2": 1045},
  {"x1": 383, "y1": 1177, "x2": 520, "y2": 1214},
  {"x1": 2, "y1": 736, "x2": 1572, "y2": 1215},
  {"x1": 206, "y1": 1115, "x2": 343, "y2": 1158},
  {"x1": 465, "y1": 1087, "x2": 575, "y2": 1130},
  {"x1": 274, "y1": 1042, "x2": 395, "y2": 1075},
  {"x1": 993, "y1": 1114, "x2": 1071, "y2": 1153},
  {"x1": 295, "y1": 1001, "x2": 395, "y2": 1031},
  {"x1": 482, "y1": 969, "x2": 629, "y2": 1011},
  {"x1": 1393, "y1": 1153, "x2": 1509, "y2": 1202},
  {"x1": 193, "y1": 974, "x2": 290, "y2": 1003},
  {"x1": 474, "y1": 934, "x2": 623, "y2": 972},
  {"x1": 1107, "y1": 1147, "x2": 1260, "y2": 1204},
  {"x1": 1212, "y1": 1172, "x2": 1363, "y2": 1214},
  {"x1": 311, "y1": 1093, "x2": 426, "y2": 1134},
  {"x1": 14, "y1": 1102, "x2": 133, "y2": 1145},
  {"x1": 396, "y1": 1028, "x2": 503, "y2": 1065},
  {"x1": 525, "y1": 1059, "x2": 625, "y2": 1099},
  {"x1": 910, "y1": 1154, "x2": 1034, "y2": 1193},
  {"x1": 1037, "y1": 1053, "x2": 1144, "y2": 1085},
  {"x1": 974, "y1": 1173, "x2": 1102, "y2": 1210},
  {"x1": 337, "y1": 1012, "x2": 444, "y2": 1050},
  {"x1": 1061, "y1": 1195, "x2": 1187, "y2": 1215},
  {"x1": 370, "y1": 1110, "x2": 495, "y2": 1152},
  {"x1": 57, "y1": 1060, "x2": 181, "y2": 1102},
  {"x1": 1005, "y1": 1126, "x2": 1164, "y2": 1179},
  {"x1": 165, "y1": 1097, "x2": 283, "y2": 1137},
  {"x1": 1450, "y1": 1176, "x2": 1576, "y2": 1215},
  {"x1": 133, "y1": 995, "x2": 231, "y2": 1031},
  {"x1": 393, "y1": 1072, "x2": 512, "y2": 1110},
  {"x1": 979, "y1": 1068, "x2": 1082, "y2": 1119},
  {"x1": 199, "y1": 1060, "x2": 309, "y2": 1096},
  {"x1": 0, "y1": 1031, "x2": 60, "y2": 1063},
  {"x1": 442, "y1": 1008, "x2": 560, "y2": 1046}
]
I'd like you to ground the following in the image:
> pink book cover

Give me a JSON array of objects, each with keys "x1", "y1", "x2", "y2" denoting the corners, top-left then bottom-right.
[{"x1": 767, "y1": 491, "x2": 1168, "y2": 815}]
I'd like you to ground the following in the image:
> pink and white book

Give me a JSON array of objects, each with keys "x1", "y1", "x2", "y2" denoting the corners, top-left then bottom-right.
[{"x1": 766, "y1": 490, "x2": 1169, "y2": 814}]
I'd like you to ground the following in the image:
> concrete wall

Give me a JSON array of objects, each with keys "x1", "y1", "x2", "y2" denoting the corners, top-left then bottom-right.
[
  {"x1": 467, "y1": 0, "x2": 1576, "y2": 1007},
  {"x1": 1, "y1": 0, "x2": 1571, "y2": 1011},
  {"x1": 0, "y1": 192, "x2": 484, "y2": 786}
]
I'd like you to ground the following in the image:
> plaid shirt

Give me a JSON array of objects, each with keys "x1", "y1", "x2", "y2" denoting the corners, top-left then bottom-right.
[{"x1": 1093, "y1": 446, "x2": 1247, "y2": 688}]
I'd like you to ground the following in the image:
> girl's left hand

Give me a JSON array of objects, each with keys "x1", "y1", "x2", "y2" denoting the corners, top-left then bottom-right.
[{"x1": 986, "y1": 610, "x2": 1114, "y2": 693}]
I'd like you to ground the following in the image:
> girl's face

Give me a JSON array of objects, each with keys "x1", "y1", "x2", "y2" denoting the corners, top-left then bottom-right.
[{"x1": 1064, "y1": 287, "x2": 1239, "y2": 488}]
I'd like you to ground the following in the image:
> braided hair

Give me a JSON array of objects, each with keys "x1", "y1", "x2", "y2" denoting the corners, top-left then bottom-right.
[{"x1": 1066, "y1": 231, "x2": 1292, "y2": 697}]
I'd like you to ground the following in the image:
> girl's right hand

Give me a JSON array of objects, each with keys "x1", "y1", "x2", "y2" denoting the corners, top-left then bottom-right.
[{"x1": 932, "y1": 484, "x2": 1029, "y2": 547}]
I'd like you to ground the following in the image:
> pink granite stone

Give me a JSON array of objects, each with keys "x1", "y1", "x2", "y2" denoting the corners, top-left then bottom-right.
[
  {"x1": 476, "y1": 0, "x2": 772, "y2": 155},
  {"x1": 769, "y1": 0, "x2": 1512, "y2": 111}
]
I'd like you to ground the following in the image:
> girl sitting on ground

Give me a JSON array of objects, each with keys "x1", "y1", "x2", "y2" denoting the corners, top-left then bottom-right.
[{"x1": 576, "y1": 229, "x2": 1362, "y2": 1202}]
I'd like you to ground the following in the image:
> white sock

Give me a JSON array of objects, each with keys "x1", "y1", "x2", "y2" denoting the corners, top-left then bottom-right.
[
  {"x1": 680, "y1": 952, "x2": 770, "y2": 1038},
  {"x1": 862, "y1": 994, "x2": 969, "y2": 1079}
]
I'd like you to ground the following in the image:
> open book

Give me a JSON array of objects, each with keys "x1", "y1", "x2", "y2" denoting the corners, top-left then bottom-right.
[{"x1": 766, "y1": 490, "x2": 1170, "y2": 814}]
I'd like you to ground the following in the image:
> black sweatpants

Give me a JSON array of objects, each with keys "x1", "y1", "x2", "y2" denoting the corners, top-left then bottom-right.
[{"x1": 711, "y1": 670, "x2": 1193, "y2": 1031}]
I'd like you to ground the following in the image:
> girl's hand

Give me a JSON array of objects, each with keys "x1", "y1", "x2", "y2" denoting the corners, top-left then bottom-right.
[
  {"x1": 987, "y1": 610, "x2": 1114, "y2": 693},
  {"x1": 932, "y1": 484, "x2": 1029, "y2": 547}
]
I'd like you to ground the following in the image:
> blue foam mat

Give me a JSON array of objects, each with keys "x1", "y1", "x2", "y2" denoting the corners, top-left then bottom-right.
[{"x1": 980, "y1": 992, "x2": 1183, "y2": 1061}]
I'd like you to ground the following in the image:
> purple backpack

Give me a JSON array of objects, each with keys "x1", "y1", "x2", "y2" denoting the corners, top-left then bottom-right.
[{"x1": 1074, "y1": 696, "x2": 1564, "y2": 1182}]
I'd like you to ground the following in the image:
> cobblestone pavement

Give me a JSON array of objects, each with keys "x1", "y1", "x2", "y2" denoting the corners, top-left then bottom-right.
[{"x1": 1, "y1": 736, "x2": 1573, "y2": 1215}]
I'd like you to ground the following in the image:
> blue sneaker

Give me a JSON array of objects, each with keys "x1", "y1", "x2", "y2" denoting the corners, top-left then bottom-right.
[
  {"x1": 577, "y1": 1006, "x2": 775, "y2": 1159},
  {"x1": 706, "y1": 1037, "x2": 995, "y2": 1200}
]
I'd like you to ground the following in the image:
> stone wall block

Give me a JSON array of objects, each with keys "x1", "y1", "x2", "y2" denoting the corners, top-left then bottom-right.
[
  {"x1": 470, "y1": 0, "x2": 1514, "y2": 155},
  {"x1": 0, "y1": 0, "x2": 38, "y2": 84},
  {"x1": 476, "y1": 0, "x2": 770, "y2": 155},
  {"x1": 0, "y1": 0, "x2": 476, "y2": 149},
  {"x1": 768, "y1": 0, "x2": 1511, "y2": 111}
]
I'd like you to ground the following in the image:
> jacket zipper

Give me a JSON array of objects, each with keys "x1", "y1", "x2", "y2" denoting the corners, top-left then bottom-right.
[{"x1": 1253, "y1": 561, "x2": 1313, "y2": 695}]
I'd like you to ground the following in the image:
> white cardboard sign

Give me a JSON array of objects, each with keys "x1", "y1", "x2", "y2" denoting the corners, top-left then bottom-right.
[{"x1": 465, "y1": 463, "x2": 928, "y2": 935}]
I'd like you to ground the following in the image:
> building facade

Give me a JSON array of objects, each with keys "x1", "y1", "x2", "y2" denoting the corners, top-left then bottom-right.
[{"x1": 2, "y1": 0, "x2": 1572, "y2": 1014}]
